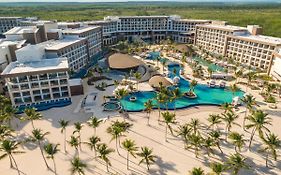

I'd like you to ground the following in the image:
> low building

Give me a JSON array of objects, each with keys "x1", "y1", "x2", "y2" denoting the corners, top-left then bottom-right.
[
  {"x1": 1, "y1": 56, "x2": 71, "y2": 110},
  {"x1": 0, "y1": 17, "x2": 22, "y2": 35}
]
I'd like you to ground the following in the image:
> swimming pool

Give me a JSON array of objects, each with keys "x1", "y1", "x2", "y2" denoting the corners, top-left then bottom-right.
[
  {"x1": 193, "y1": 56, "x2": 225, "y2": 72},
  {"x1": 147, "y1": 52, "x2": 169, "y2": 63},
  {"x1": 120, "y1": 63, "x2": 244, "y2": 112}
]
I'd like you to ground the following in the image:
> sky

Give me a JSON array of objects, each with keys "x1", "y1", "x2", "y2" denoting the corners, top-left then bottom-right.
[{"x1": 0, "y1": 0, "x2": 279, "y2": 2}]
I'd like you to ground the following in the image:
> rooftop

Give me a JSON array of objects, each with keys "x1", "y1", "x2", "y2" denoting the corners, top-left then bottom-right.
[
  {"x1": 0, "y1": 39, "x2": 26, "y2": 48},
  {"x1": 230, "y1": 34, "x2": 281, "y2": 45},
  {"x1": 4, "y1": 26, "x2": 39, "y2": 35},
  {"x1": 108, "y1": 53, "x2": 144, "y2": 69},
  {"x1": 1, "y1": 57, "x2": 68, "y2": 76},
  {"x1": 43, "y1": 38, "x2": 85, "y2": 51},
  {"x1": 197, "y1": 24, "x2": 247, "y2": 32},
  {"x1": 62, "y1": 26, "x2": 100, "y2": 34}
]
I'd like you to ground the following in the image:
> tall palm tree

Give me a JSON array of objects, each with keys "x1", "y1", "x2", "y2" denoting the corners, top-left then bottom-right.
[
  {"x1": 177, "y1": 123, "x2": 191, "y2": 147},
  {"x1": 203, "y1": 137, "x2": 215, "y2": 157},
  {"x1": 189, "y1": 79, "x2": 198, "y2": 94},
  {"x1": 171, "y1": 88, "x2": 181, "y2": 113},
  {"x1": 144, "y1": 99, "x2": 154, "y2": 126},
  {"x1": 207, "y1": 114, "x2": 221, "y2": 130},
  {"x1": 87, "y1": 116, "x2": 102, "y2": 135},
  {"x1": 186, "y1": 133, "x2": 203, "y2": 158},
  {"x1": 259, "y1": 133, "x2": 281, "y2": 167},
  {"x1": 234, "y1": 69, "x2": 243, "y2": 83},
  {"x1": 23, "y1": 108, "x2": 42, "y2": 129},
  {"x1": 97, "y1": 143, "x2": 114, "y2": 172},
  {"x1": 225, "y1": 153, "x2": 250, "y2": 175},
  {"x1": 188, "y1": 118, "x2": 201, "y2": 135},
  {"x1": 70, "y1": 157, "x2": 87, "y2": 175},
  {"x1": 229, "y1": 84, "x2": 239, "y2": 99},
  {"x1": 0, "y1": 139, "x2": 24, "y2": 175},
  {"x1": 137, "y1": 146, "x2": 156, "y2": 171},
  {"x1": 221, "y1": 111, "x2": 240, "y2": 141},
  {"x1": 115, "y1": 88, "x2": 129, "y2": 113},
  {"x1": 122, "y1": 139, "x2": 138, "y2": 170},
  {"x1": 68, "y1": 136, "x2": 80, "y2": 157},
  {"x1": 207, "y1": 67, "x2": 213, "y2": 80},
  {"x1": 134, "y1": 72, "x2": 142, "y2": 90},
  {"x1": 1, "y1": 105, "x2": 17, "y2": 128},
  {"x1": 209, "y1": 162, "x2": 224, "y2": 175},
  {"x1": 220, "y1": 102, "x2": 233, "y2": 113},
  {"x1": 246, "y1": 110, "x2": 271, "y2": 149},
  {"x1": 44, "y1": 143, "x2": 59, "y2": 174},
  {"x1": 189, "y1": 167, "x2": 205, "y2": 175},
  {"x1": 162, "y1": 58, "x2": 167, "y2": 73},
  {"x1": 161, "y1": 111, "x2": 176, "y2": 142},
  {"x1": 73, "y1": 122, "x2": 83, "y2": 150},
  {"x1": 107, "y1": 123, "x2": 123, "y2": 155},
  {"x1": 228, "y1": 132, "x2": 246, "y2": 153},
  {"x1": 83, "y1": 136, "x2": 100, "y2": 158},
  {"x1": 241, "y1": 94, "x2": 258, "y2": 130},
  {"x1": 208, "y1": 130, "x2": 223, "y2": 153},
  {"x1": 30, "y1": 128, "x2": 50, "y2": 169},
  {"x1": 0, "y1": 125, "x2": 13, "y2": 140},
  {"x1": 245, "y1": 71, "x2": 256, "y2": 92},
  {"x1": 155, "y1": 92, "x2": 167, "y2": 122},
  {"x1": 58, "y1": 119, "x2": 69, "y2": 153}
]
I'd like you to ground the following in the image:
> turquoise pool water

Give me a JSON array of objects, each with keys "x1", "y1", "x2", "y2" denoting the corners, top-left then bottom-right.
[
  {"x1": 147, "y1": 52, "x2": 169, "y2": 63},
  {"x1": 120, "y1": 63, "x2": 244, "y2": 112},
  {"x1": 193, "y1": 56, "x2": 225, "y2": 72}
]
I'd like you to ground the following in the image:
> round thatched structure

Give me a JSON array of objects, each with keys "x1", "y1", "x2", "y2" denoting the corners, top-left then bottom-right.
[
  {"x1": 108, "y1": 53, "x2": 144, "y2": 70},
  {"x1": 175, "y1": 44, "x2": 190, "y2": 53},
  {"x1": 148, "y1": 75, "x2": 172, "y2": 88}
]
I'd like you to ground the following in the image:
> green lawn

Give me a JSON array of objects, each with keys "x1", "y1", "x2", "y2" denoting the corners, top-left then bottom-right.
[{"x1": 0, "y1": 2, "x2": 281, "y2": 37}]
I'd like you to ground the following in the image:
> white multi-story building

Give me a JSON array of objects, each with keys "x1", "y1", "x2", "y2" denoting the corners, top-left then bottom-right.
[
  {"x1": 270, "y1": 48, "x2": 281, "y2": 81},
  {"x1": 194, "y1": 22, "x2": 281, "y2": 73},
  {"x1": 1, "y1": 47, "x2": 71, "y2": 109},
  {"x1": 62, "y1": 27, "x2": 102, "y2": 63},
  {"x1": 0, "y1": 17, "x2": 22, "y2": 35}
]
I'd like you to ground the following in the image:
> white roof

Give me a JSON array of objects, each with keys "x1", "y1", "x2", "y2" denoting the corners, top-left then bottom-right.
[
  {"x1": 2, "y1": 57, "x2": 68, "y2": 75},
  {"x1": 197, "y1": 24, "x2": 247, "y2": 31},
  {"x1": 0, "y1": 40, "x2": 26, "y2": 48},
  {"x1": 69, "y1": 78, "x2": 82, "y2": 86},
  {"x1": 43, "y1": 38, "x2": 85, "y2": 51},
  {"x1": 4, "y1": 26, "x2": 38, "y2": 35},
  {"x1": 62, "y1": 26, "x2": 100, "y2": 34},
  {"x1": 234, "y1": 34, "x2": 281, "y2": 45}
]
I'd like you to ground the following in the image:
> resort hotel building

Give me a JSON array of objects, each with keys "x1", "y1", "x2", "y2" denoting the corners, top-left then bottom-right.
[
  {"x1": 194, "y1": 21, "x2": 281, "y2": 74},
  {"x1": 1, "y1": 45, "x2": 71, "y2": 110},
  {"x1": 0, "y1": 17, "x2": 23, "y2": 36}
]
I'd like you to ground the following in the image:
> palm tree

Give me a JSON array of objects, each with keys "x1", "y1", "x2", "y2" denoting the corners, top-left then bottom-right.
[
  {"x1": 58, "y1": 119, "x2": 69, "y2": 153},
  {"x1": 107, "y1": 122, "x2": 123, "y2": 155},
  {"x1": 259, "y1": 133, "x2": 281, "y2": 167},
  {"x1": 188, "y1": 118, "x2": 201, "y2": 135},
  {"x1": 186, "y1": 133, "x2": 202, "y2": 158},
  {"x1": 70, "y1": 156, "x2": 87, "y2": 175},
  {"x1": 68, "y1": 136, "x2": 80, "y2": 157},
  {"x1": 1, "y1": 105, "x2": 17, "y2": 128},
  {"x1": 115, "y1": 88, "x2": 129, "y2": 113},
  {"x1": 144, "y1": 99, "x2": 154, "y2": 126},
  {"x1": 155, "y1": 92, "x2": 167, "y2": 122},
  {"x1": 177, "y1": 123, "x2": 191, "y2": 147},
  {"x1": 162, "y1": 58, "x2": 167, "y2": 73},
  {"x1": 225, "y1": 153, "x2": 250, "y2": 175},
  {"x1": 207, "y1": 67, "x2": 213, "y2": 80},
  {"x1": 228, "y1": 132, "x2": 246, "y2": 153},
  {"x1": 209, "y1": 162, "x2": 224, "y2": 175},
  {"x1": 207, "y1": 114, "x2": 221, "y2": 130},
  {"x1": 0, "y1": 139, "x2": 24, "y2": 175},
  {"x1": 134, "y1": 72, "x2": 142, "y2": 90},
  {"x1": 171, "y1": 88, "x2": 181, "y2": 113},
  {"x1": 44, "y1": 143, "x2": 59, "y2": 174},
  {"x1": 189, "y1": 167, "x2": 205, "y2": 175},
  {"x1": 245, "y1": 71, "x2": 256, "y2": 92},
  {"x1": 189, "y1": 79, "x2": 198, "y2": 95},
  {"x1": 97, "y1": 143, "x2": 114, "y2": 172},
  {"x1": 73, "y1": 122, "x2": 83, "y2": 150},
  {"x1": 208, "y1": 130, "x2": 224, "y2": 153},
  {"x1": 241, "y1": 94, "x2": 258, "y2": 130},
  {"x1": 0, "y1": 125, "x2": 14, "y2": 140},
  {"x1": 30, "y1": 128, "x2": 50, "y2": 169},
  {"x1": 203, "y1": 137, "x2": 215, "y2": 157},
  {"x1": 137, "y1": 146, "x2": 156, "y2": 171},
  {"x1": 246, "y1": 110, "x2": 271, "y2": 149},
  {"x1": 234, "y1": 69, "x2": 243, "y2": 83},
  {"x1": 229, "y1": 84, "x2": 239, "y2": 99},
  {"x1": 122, "y1": 139, "x2": 138, "y2": 170},
  {"x1": 221, "y1": 111, "x2": 240, "y2": 141},
  {"x1": 161, "y1": 111, "x2": 176, "y2": 142},
  {"x1": 87, "y1": 116, "x2": 102, "y2": 135},
  {"x1": 23, "y1": 108, "x2": 42, "y2": 129},
  {"x1": 220, "y1": 102, "x2": 233, "y2": 113},
  {"x1": 83, "y1": 136, "x2": 100, "y2": 158}
]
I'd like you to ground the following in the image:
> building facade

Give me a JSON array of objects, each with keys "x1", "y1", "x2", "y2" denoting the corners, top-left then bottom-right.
[
  {"x1": 0, "y1": 17, "x2": 22, "y2": 36},
  {"x1": 270, "y1": 48, "x2": 281, "y2": 81}
]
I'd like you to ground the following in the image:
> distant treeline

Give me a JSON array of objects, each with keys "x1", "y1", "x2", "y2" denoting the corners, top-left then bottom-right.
[{"x1": 0, "y1": 2, "x2": 281, "y2": 37}]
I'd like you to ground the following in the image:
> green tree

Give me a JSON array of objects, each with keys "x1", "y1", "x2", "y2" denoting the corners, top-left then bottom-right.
[
  {"x1": 134, "y1": 72, "x2": 142, "y2": 90},
  {"x1": 221, "y1": 111, "x2": 240, "y2": 141},
  {"x1": 207, "y1": 67, "x2": 213, "y2": 80},
  {"x1": 23, "y1": 108, "x2": 42, "y2": 129},
  {"x1": 241, "y1": 94, "x2": 258, "y2": 131},
  {"x1": 115, "y1": 88, "x2": 129, "y2": 113},
  {"x1": 68, "y1": 136, "x2": 80, "y2": 157},
  {"x1": 203, "y1": 137, "x2": 215, "y2": 157},
  {"x1": 30, "y1": 129, "x2": 50, "y2": 169},
  {"x1": 83, "y1": 136, "x2": 100, "y2": 158},
  {"x1": 97, "y1": 143, "x2": 114, "y2": 172},
  {"x1": 137, "y1": 146, "x2": 156, "y2": 171},
  {"x1": 207, "y1": 114, "x2": 221, "y2": 130},
  {"x1": 228, "y1": 132, "x2": 246, "y2": 153},
  {"x1": 0, "y1": 125, "x2": 13, "y2": 141},
  {"x1": 229, "y1": 83, "x2": 239, "y2": 99},
  {"x1": 188, "y1": 118, "x2": 201, "y2": 135},
  {"x1": 155, "y1": 92, "x2": 167, "y2": 122},
  {"x1": 144, "y1": 99, "x2": 154, "y2": 126},
  {"x1": 122, "y1": 139, "x2": 138, "y2": 170},
  {"x1": 186, "y1": 133, "x2": 202, "y2": 158},
  {"x1": 246, "y1": 110, "x2": 271, "y2": 149},
  {"x1": 208, "y1": 130, "x2": 224, "y2": 153},
  {"x1": 220, "y1": 102, "x2": 233, "y2": 113},
  {"x1": 177, "y1": 123, "x2": 191, "y2": 147},
  {"x1": 0, "y1": 139, "x2": 24, "y2": 175},
  {"x1": 259, "y1": 133, "x2": 281, "y2": 167},
  {"x1": 189, "y1": 167, "x2": 205, "y2": 175},
  {"x1": 161, "y1": 111, "x2": 176, "y2": 142},
  {"x1": 87, "y1": 116, "x2": 102, "y2": 135},
  {"x1": 225, "y1": 153, "x2": 250, "y2": 175},
  {"x1": 73, "y1": 122, "x2": 83, "y2": 150},
  {"x1": 209, "y1": 162, "x2": 225, "y2": 175},
  {"x1": 171, "y1": 88, "x2": 181, "y2": 113},
  {"x1": 58, "y1": 119, "x2": 69, "y2": 153},
  {"x1": 44, "y1": 143, "x2": 59, "y2": 175},
  {"x1": 70, "y1": 157, "x2": 87, "y2": 175}
]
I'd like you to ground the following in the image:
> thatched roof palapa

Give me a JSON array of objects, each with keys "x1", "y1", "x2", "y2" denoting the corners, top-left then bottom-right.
[
  {"x1": 148, "y1": 75, "x2": 172, "y2": 88},
  {"x1": 108, "y1": 53, "x2": 144, "y2": 69}
]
